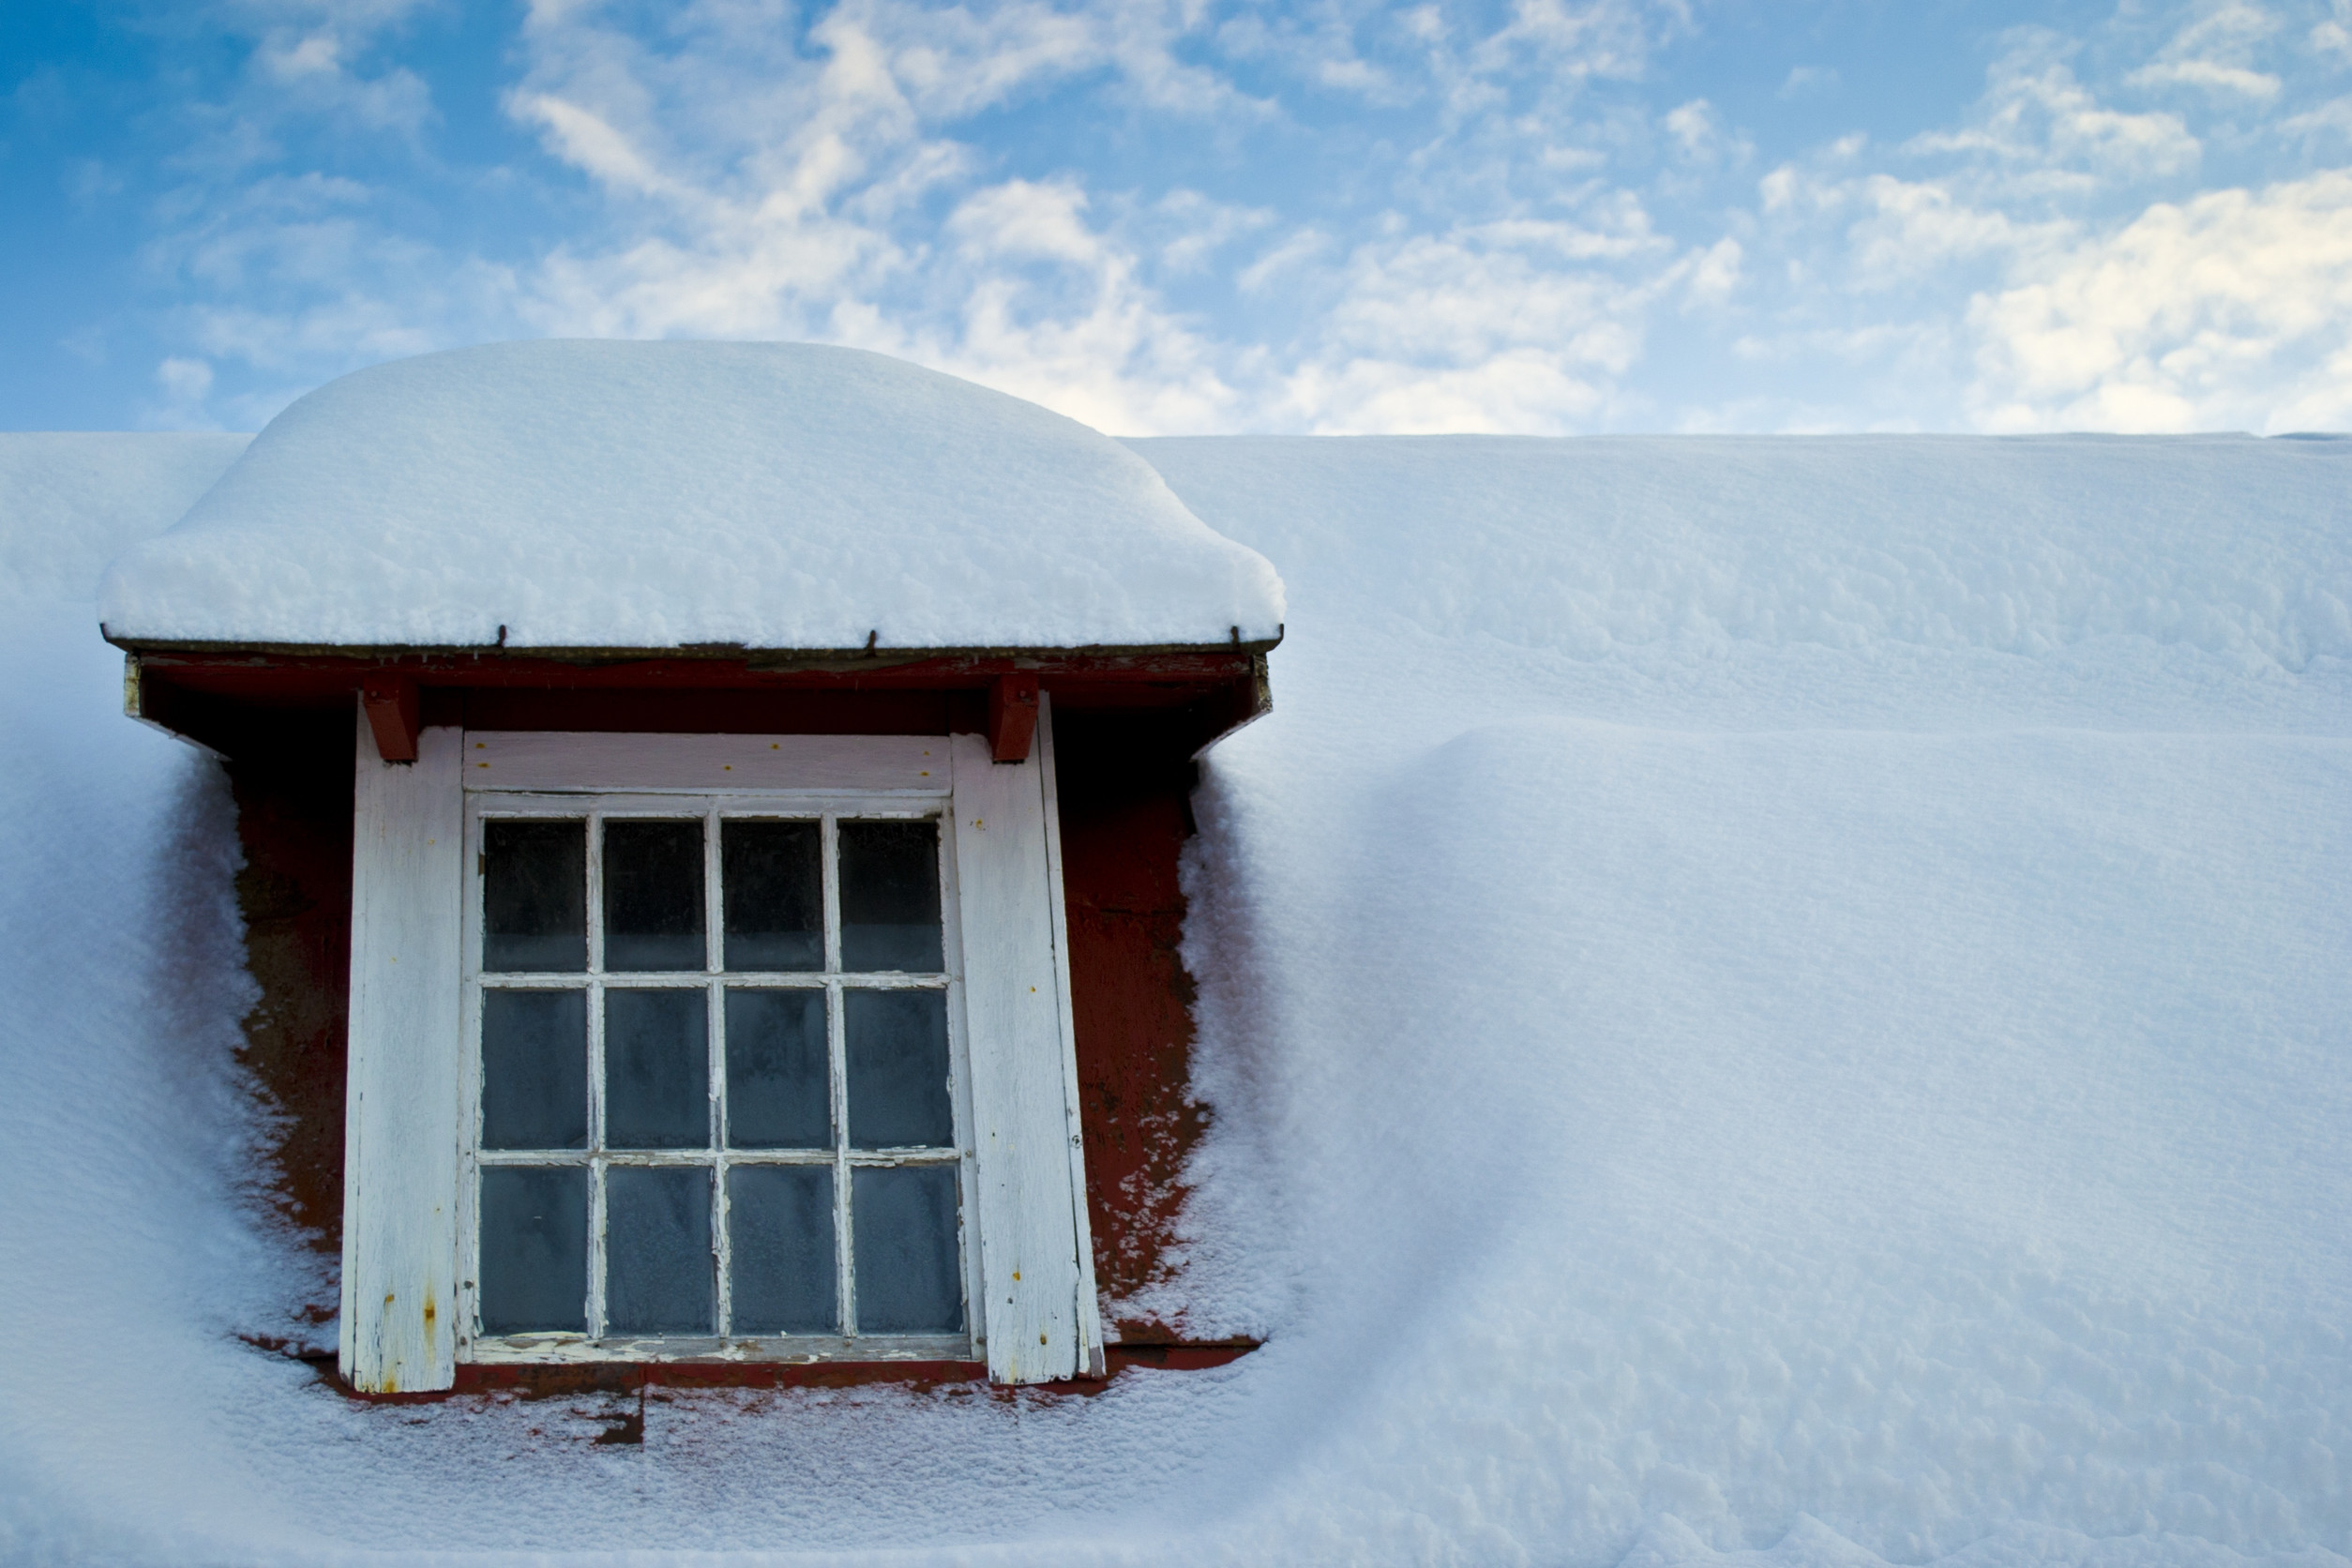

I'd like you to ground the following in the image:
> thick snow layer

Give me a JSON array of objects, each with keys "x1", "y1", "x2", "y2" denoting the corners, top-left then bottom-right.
[
  {"x1": 0, "y1": 433, "x2": 248, "y2": 604},
  {"x1": 7, "y1": 430, "x2": 2352, "y2": 1566},
  {"x1": 94, "y1": 341, "x2": 1285, "y2": 651}
]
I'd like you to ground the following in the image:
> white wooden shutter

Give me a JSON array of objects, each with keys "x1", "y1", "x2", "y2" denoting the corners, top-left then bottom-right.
[
  {"x1": 952, "y1": 701, "x2": 1104, "y2": 1383},
  {"x1": 339, "y1": 711, "x2": 464, "y2": 1394}
]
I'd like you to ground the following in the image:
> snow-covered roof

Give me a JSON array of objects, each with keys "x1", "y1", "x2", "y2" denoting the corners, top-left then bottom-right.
[
  {"x1": 95, "y1": 341, "x2": 1286, "y2": 653},
  {"x1": 1129, "y1": 430, "x2": 2352, "y2": 679},
  {"x1": 1, "y1": 432, "x2": 249, "y2": 604},
  {"x1": 10, "y1": 427, "x2": 2352, "y2": 1563}
]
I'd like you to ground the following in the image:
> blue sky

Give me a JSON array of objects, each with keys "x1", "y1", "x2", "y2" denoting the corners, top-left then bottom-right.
[{"x1": 6, "y1": 0, "x2": 2351, "y2": 434}]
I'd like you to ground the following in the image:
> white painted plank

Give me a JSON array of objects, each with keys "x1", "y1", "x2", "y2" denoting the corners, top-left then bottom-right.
[
  {"x1": 952, "y1": 732, "x2": 1091, "y2": 1384},
  {"x1": 462, "y1": 731, "x2": 951, "y2": 793},
  {"x1": 1033, "y1": 696, "x2": 1107, "y2": 1377},
  {"x1": 339, "y1": 712, "x2": 465, "y2": 1394}
]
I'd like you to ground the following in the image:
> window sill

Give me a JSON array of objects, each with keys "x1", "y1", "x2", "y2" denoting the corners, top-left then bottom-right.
[
  {"x1": 325, "y1": 1341, "x2": 1260, "y2": 1401},
  {"x1": 466, "y1": 1334, "x2": 972, "y2": 1365}
]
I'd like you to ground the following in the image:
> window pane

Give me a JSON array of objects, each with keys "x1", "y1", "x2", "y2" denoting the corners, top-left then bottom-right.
[
  {"x1": 837, "y1": 822, "x2": 942, "y2": 972},
  {"x1": 852, "y1": 1166, "x2": 962, "y2": 1334},
  {"x1": 729, "y1": 1165, "x2": 837, "y2": 1334},
  {"x1": 481, "y1": 989, "x2": 587, "y2": 1151},
  {"x1": 722, "y1": 821, "x2": 822, "y2": 972},
  {"x1": 605, "y1": 988, "x2": 709, "y2": 1150},
  {"x1": 479, "y1": 1166, "x2": 587, "y2": 1334},
  {"x1": 725, "y1": 989, "x2": 829, "y2": 1149},
  {"x1": 844, "y1": 989, "x2": 953, "y2": 1149},
  {"x1": 606, "y1": 1167, "x2": 716, "y2": 1335},
  {"x1": 483, "y1": 821, "x2": 585, "y2": 972},
  {"x1": 604, "y1": 820, "x2": 705, "y2": 972}
]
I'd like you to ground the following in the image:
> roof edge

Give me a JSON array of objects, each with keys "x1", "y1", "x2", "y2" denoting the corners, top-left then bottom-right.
[{"x1": 103, "y1": 629, "x2": 1285, "y2": 670}]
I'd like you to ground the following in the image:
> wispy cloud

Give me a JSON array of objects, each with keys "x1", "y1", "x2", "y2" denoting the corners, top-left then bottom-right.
[{"x1": 40, "y1": 0, "x2": 2352, "y2": 434}]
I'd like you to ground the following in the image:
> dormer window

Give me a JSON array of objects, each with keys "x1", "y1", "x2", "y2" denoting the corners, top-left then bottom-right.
[
  {"x1": 94, "y1": 339, "x2": 1285, "y2": 1397},
  {"x1": 467, "y1": 799, "x2": 972, "y2": 1358},
  {"x1": 342, "y1": 723, "x2": 1107, "y2": 1389}
]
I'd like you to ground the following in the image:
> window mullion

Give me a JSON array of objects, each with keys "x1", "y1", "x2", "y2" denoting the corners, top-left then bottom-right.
[
  {"x1": 820, "y1": 813, "x2": 842, "y2": 974},
  {"x1": 711, "y1": 970, "x2": 730, "y2": 1340},
  {"x1": 825, "y1": 811, "x2": 853, "y2": 1337},
  {"x1": 832, "y1": 973, "x2": 852, "y2": 1340},
  {"x1": 462, "y1": 786, "x2": 986, "y2": 1364},
  {"x1": 705, "y1": 806, "x2": 730, "y2": 1339},
  {"x1": 586, "y1": 809, "x2": 608, "y2": 1341}
]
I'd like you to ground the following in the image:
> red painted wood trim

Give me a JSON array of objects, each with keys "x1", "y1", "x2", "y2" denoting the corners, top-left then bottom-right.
[
  {"x1": 126, "y1": 646, "x2": 1259, "y2": 691},
  {"x1": 988, "y1": 673, "x2": 1039, "y2": 761},
  {"x1": 439, "y1": 1360, "x2": 992, "y2": 1398},
  {"x1": 343, "y1": 1343, "x2": 1260, "y2": 1402},
  {"x1": 1103, "y1": 1341, "x2": 1259, "y2": 1371},
  {"x1": 359, "y1": 676, "x2": 420, "y2": 761}
]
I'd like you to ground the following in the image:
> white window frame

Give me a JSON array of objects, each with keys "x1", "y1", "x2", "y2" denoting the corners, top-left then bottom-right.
[
  {"x1": 338, "y1": 711, "x2": 1103, "y2": 1393},
  {"x1": 460, "y1": 791, "x2": 981, "y2": 1366}
]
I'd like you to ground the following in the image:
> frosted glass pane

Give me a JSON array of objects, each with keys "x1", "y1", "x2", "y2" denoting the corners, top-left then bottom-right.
[
  {"x1": 483, "y1": 820, "x2": 585, "y2": 972},
  {"x1": 729, "y1": 1165, "x2": 837, "y2": 1334},
  {"x1": 480, "y1": 989, "x2": 587, "y2": 1151},
  {"x1": 604, "y1": 820, "x2": 705, "y2": 972},
  {"x1": 852, "y1": 1166, "x2": 962, "y2": 1334},
  {"x1": 725, "y1": 988, "x2": 829, "y2": 1149},
  {"x1": 837, "y1": 822, "x2": 942, "y2": 972},
  {"x1": 478, "y1": 1166, "x2": 587, "y2": 1334},
  {"x1": 606, "y1": 1167, "x2": 715, "y2": 1334},
  {"x1": 844, "y1": 989, "x2": 952, "y2": 1149},
  {"x1": 722, "y1": 821, "x2": 822, "y2": 972},
  {"x1": 604, "y1": 988, "x2": 709, "y2": 1150}
]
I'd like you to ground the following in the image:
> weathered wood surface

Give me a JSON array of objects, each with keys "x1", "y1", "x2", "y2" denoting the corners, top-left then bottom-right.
[
  {"x1": 460, "y1": 731, "x2": 951, "y2": 794},
  {"x1": 1034, "y1": 699, "x2": 1105, "y2": 1375},
  {"x1": 951, "y1": 729, "x2": 1101, "y2": 1383},
  {"x1": 361, "y1": 675, "x2": 420, "y2": 761},
  {"x1": 340, "y1": 712, "x2": 464, "y2": 1393},
  {"x1": 988, "y1": 673, "x2": 1039, "y2": 762}
]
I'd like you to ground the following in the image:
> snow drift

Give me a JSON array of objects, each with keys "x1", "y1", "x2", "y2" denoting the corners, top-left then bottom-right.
[{"x1": 5, "y1": 421, "x2": 2350, "y2": 1567}]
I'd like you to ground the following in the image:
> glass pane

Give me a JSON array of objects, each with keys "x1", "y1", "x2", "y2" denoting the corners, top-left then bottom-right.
[
  {"x1": 480, "y1": 989, "x2": 587, "y2": 1151},
  {"x1": 604, "y1": 820, "x2": 706, "y2": 972},
  {"x1": 852, "y1": 1166, "x2": 963, "y2": 1334},
  {"x1": 483, "y1": 820, "x2": 585, "y2": 972},
  {"x1": 729, "y1": 1165, "x2": 837, "y2": 1334},
  {"x1": 478, "y1": 1166, "x2": 587, "y2": 1334},
  {"x1": 844, "y1": 989, "x2": 953, "y2": 1149},
  {"x1": 605, "y1": 988, "x2": 709, "y2": 1150},
  {"x1": 837, "y1": 822, "x2": 942, "y2": 972},
  {"x1": 722, "y1": 821, "x2": 822, "y2": 972},
  {"x1": 605, "y1": 1167, "x2": 716, "y2": 1335},
  {"x1": 725, "y1": 989, "x2": 829, "y2": 1149}
]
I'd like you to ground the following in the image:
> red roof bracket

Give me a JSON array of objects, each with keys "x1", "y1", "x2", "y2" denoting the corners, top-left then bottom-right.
[
  {"x1": 988, "y1": 672, "x2": 1039, "y2": 763},
  {"x1": 361, "y1": 676, "x2": 421, "y2": 762}
]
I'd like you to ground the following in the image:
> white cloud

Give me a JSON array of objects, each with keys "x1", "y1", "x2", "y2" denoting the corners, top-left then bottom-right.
[
  {"x1": 1778, "y1": 65, "x2": 1837, "y2": 100},
  {"x1": 1237, "y1": 228, "x2": 1331, "y2": 294},
  {"x1": 1269, "y1": 213, "x2": 1666, "y2": 431},
  {"x1": 510, "y1": 94, "x2": 678, "y2": 198},
  {"x1": 1908, "y1": 40, "x2": 2200, "y2": 187},
  {"x1": 1844, "y1": 174, "x2": 2067, "y2": 282},
  {"x1": 115, "y1": 0, "x2": 2352, "y2": 441},
  {"x1": 2127, "y1": 1, "x2": 2284, "y2": 100},
  {"x1": 154, "y1": 355, "x2": 213, "y2": 408},
  {"x1": 1663, "y1": 98, "x2": 1749, "y2": 166},
  {"x1": 1277, "y1": 348, "x2": 1614, "y2": 433},
  {"x1": 232, "y1": 0, "x2": 439, "y2": 136},
  {"x1": 2318, "y1": 0, "x2": 2352, "y2": 61},
  {"x1": 1681, "y1": 235, "x2": 1741, "y2": 304},
  {"x1": 2129, "y1": 59, "x2": 2284, "y2": 98},
  {"x1": 1967, "y1": 170, "x2": 2352, "y2": 431},
  {"x1": 1467, "y1": 0, "x2": 1664, "y2": 83}
]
